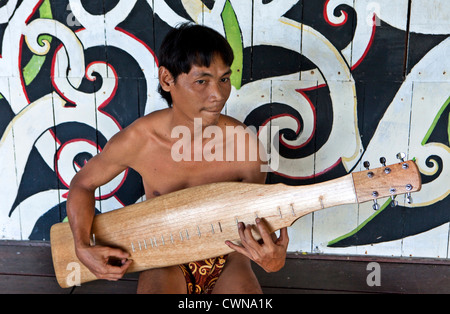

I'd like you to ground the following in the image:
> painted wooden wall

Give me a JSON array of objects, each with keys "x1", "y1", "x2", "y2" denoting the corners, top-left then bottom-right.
[{"x1": 0, "y1": 0, "x2": 448, "y2": 259}]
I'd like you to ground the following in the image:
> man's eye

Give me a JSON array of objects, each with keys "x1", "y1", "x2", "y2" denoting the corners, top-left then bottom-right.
[
  {"x1": 221, "y1": 77, "x2": 230, "y2": 83},
  {"x1": 196, "y1": 80, "x2": 206, "y2": 85}
]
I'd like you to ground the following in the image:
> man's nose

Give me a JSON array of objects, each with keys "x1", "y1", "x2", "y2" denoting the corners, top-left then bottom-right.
[{"x1": 209, "y1": 82, "x2": 228, "y2": 102}]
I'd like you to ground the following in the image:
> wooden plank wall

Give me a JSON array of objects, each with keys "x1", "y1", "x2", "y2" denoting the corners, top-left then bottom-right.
[{"x1": 0, "y1": 0, "x2": 449, "y2": 264}]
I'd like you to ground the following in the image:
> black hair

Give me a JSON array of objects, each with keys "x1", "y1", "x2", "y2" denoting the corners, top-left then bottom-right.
[{"x1": 157, "y1": 23, "x2": 234, "y2": 107}]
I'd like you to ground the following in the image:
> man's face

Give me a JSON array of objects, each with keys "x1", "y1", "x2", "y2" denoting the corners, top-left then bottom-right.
[{"x1": 170, "y1": 55, "x2": 232, "y2": 126}]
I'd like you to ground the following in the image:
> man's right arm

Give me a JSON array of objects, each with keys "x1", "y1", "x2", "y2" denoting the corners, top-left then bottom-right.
[{"x1": 66, "y1": 130, "x2": 136, "y2": 280}]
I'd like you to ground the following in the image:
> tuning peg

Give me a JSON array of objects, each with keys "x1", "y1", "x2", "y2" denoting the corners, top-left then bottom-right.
[
  {"x1": 372, "y1": 191, "x2": 379, "y2": 210},
  {"x1": 364, "y1": 161, "x2": 374, "y2": 178},
  {"x1": 406, "y1": 193, "x2": 413, "y2": 204},
  {"x1": 405, "y1": 184, "x2": 413, "y2": 204},
  {"x1": 390, "y1": 195, "x2": 398, "y2": 207},
  {"x1": 398, "y1": 153, "x2": 409, "y2": 169},
  {"x1": 389, "y1": 188, "x2": 398, "y2": 207},
  {"x1": 380, "y1": 157, "x2": 391, "y2": 173},
  {"x1": 363, "y1": 161, "x2": 370, "y2": 170},
  {"x1": 373, "y1": 200, "x2": 380, "y2": 210},
  {"x1": 396, "y1": 152, "x2": 406, "y2": 162}
]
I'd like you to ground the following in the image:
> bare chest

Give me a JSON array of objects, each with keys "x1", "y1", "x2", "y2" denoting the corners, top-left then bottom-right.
[{"x1": 133, "y1": 149, "x2": 244, "y2": 199}]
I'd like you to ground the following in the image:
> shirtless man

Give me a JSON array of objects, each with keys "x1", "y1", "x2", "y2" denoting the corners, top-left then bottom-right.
[{"x1": 66, "y1": 23, "x2": 289, "y2": 294}]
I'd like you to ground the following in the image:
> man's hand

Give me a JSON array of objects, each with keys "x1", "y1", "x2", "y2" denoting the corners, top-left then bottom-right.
[
  {"x1": 225, "y1": 218, "x2": 289, "y2": 273},
  {"x1": 75, "y1": 245, "x2": 132, "y2": 281}
]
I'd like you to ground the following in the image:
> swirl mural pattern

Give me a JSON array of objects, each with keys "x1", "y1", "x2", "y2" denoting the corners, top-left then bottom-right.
[{"x1": 0, "y1": 0, "x2": 448, "y2": 259}]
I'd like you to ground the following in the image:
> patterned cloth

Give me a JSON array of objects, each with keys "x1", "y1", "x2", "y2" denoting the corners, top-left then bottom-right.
[{"x1": 179, "y1": 255, "x2": 228, "y2": 294}]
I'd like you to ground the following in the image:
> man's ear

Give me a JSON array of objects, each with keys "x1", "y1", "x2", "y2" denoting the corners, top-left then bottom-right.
[{"x1": 158, "y1": 66, "x2": 175, "y2": 92}]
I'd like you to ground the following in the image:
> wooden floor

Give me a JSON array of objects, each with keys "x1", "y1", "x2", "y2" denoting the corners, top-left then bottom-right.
[{"x1": 0, "y1": 240, "x2": 449, "y2": 294}]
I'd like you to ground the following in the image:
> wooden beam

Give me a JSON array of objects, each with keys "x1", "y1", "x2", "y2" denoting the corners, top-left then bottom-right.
[
  {"x1": 1, "y1": 241, "x2": 448, "y2": 294},
  {"x1": 253, "y1": 253, "x2": 450, "y2": 294}
]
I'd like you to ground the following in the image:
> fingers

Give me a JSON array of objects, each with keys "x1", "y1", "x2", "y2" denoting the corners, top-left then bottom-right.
[
  {"x1": 277, "y1": 227, "x2": 289, "y2": 247},
  {"x1": 98, "y1": 247, "x2": 132, "y2": 280},
  {"x1": 255, "y1": 218, "x2": 274, "y2": 243},
  {"x1": 225, "y1": 222, "x2": 258, "y2": 259},
  {"x1": 241, "y1": 222, "x2": 260, "y2": 248},
  {"x1": 226, "y1": 219, "x2": 280, "y2": 247},
  {"x1": 247, "y1": 219, "x2": 289, "y2": 249},
  {"x1": 108, "y1": 248, "x2": 130, "y2": 259},
  {"x1": 77, "y1": 245, "x2": 133, "y2": 281},
  {"x1": 225, "y1": 239, "x2": 248, "y2": 258},
  {"x1": 102, "y1": 258, "x2": 133, "y2": 281},
  {"x1": 225, "y1": 218, "x2": 289, "y2": 273}
]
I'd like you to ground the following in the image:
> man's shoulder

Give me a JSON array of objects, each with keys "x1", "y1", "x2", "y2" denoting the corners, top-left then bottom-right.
[
  {"x1": 218, "y1": 114, "x2": 265, "y2": 163},
  {"x1": 219, "y1": 114, "x2": 259, "y2": 141},
  {"x1": 109, "y1": 109, "x2": 170, "y2": 145},
  {"x1": 134, "y1": 108, "x2": 171, "y2": 127},
  {"x1": 219, "y1": 114, "x2": 246, "y2": 128},
  {"x1": 218, "y1": 115, "x2": 267, "y2": 183},
  {"x1": 125, "y1": 109, "x2": 170, "y2": 134}
]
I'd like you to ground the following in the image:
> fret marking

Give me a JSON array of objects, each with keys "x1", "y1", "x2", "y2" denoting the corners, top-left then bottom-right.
[
  {"x1": 290, "y1": 203, "x2": 296, "y2": 216},
  {"x1": 278, "y1": 206, "x2": 283, "y2": 218},
  {"x1": 197, "y1": 226, "x2": 201, "y2": 237}
]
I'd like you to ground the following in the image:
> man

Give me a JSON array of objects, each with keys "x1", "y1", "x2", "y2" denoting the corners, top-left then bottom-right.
[{"x1": 66, "y1": 23, "x2": 289, "y2": 294}]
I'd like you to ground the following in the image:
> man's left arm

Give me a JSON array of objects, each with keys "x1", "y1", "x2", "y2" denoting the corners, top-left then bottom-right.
[{"x1": 225, "y1": 126, "x2": 289, "y2": 272}]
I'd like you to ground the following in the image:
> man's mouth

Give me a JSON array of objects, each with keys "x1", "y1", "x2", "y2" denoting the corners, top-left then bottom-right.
[{"x1": 202, "y1": 107, "x2": 223, "y2": 114}]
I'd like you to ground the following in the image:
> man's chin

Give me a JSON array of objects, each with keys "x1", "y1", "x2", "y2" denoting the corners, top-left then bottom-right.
[{"x1": 200, "y1": 111, "x2": 222, "y2": 126}]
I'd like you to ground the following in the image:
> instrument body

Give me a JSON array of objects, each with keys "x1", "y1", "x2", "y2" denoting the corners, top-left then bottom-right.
[{"x1": 51, "y1": 160, "x2": 421, "y2": 288}]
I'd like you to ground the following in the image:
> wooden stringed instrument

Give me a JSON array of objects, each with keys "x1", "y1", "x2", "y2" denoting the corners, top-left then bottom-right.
[{"x1": 50, "y1": 157, "x2": 421, "y2": 288}]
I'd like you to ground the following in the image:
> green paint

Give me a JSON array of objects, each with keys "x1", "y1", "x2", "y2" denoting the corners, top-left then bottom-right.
[
  {"x1": 221, "y1": 0, "x2": 243, "y2": 90},
  {"x1": 421, "y1": 95, "x2": 450, "y2": 146},
  {"x1": 23, "y1": 0, "x2": 53, "y2": 86},
  {"x1": 327, "y1": 198, "x2": 391, "y2": 247},
  {"x1": 448, "y1": 112, "x2": 450, "y2": 145}
]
